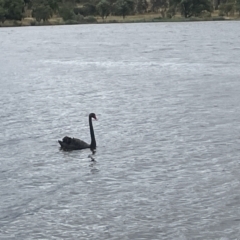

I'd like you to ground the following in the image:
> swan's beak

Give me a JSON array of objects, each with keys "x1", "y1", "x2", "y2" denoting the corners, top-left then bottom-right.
[{"x1": 94, "y1": 116, "x2": 98, "y2": 120}]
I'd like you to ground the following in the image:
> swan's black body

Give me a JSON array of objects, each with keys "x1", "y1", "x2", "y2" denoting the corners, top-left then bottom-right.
[{"x1": 58, "y1": 113, "x2": 97, "y2": 151}]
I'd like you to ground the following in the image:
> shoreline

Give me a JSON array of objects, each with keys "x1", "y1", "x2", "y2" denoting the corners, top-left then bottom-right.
[{"x1": 0, "y1": 13, "x2": 239, "y2": 28}]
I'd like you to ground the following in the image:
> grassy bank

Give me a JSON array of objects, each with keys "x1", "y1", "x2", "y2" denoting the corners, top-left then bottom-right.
[{"x1": 0, "y1": 12, "x2": 239, "y2": 28}]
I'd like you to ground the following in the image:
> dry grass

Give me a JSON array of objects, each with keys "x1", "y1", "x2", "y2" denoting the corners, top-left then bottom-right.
[
  {"x1": 0, "y1": 11, "x2": 239, "y2": 27},
  {"x1": 0, "y1": 17, "x2": 64, "y2": 27},
  {"x1": 96, "y1": 13, "x2": 163, "y2": 22}
]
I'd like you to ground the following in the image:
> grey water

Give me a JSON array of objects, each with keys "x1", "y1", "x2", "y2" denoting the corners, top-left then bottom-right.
[{"x1": 1, "y1": 21, "x2": 240, "y2": 239}]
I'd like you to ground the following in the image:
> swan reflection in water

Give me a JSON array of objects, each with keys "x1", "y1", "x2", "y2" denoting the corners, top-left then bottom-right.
[
  {"x1": 89, "y1": 149, "x2": 99, "y2": 173},
  {"x1": 88, "y1": 149, "x2": 96, "y2": 162},
  {"x1": 58, "y1": 113, "x2": 97, "y2": 151}
]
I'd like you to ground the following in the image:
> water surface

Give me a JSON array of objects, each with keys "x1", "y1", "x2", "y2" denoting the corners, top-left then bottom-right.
[{"x1": 1, "y1": 21, "x2": 240, "y2": 239}]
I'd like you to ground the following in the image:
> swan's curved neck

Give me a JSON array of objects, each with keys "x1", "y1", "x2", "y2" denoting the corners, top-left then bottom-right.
[{"x1": 89, "y1": 116, "x2": 96, "y2": 149}]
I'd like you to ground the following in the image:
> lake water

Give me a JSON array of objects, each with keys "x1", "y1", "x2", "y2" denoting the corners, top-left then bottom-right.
[{"x1": 1, "y1": 21, "x2": 240, "y2": 239}]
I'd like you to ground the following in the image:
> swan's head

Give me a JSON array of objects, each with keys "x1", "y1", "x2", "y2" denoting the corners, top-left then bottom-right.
[{"x1": 90, "y1": 113, "x2": 97, "y2": 120}]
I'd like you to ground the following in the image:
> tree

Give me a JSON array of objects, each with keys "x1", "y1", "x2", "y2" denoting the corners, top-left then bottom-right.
[
  {"x1": 212, "y1": 0, "x2": 221, "y2": 10},
  {"x1": 150, "y1": 0, "x2": 168, "y2": 13},
  {"x1": 59, "y1": 4, "x2": 75, "y2": 20},
  {"x1": 4, "y1": 0, "x2": 25, "y2": 20},
  {"x1": 166, "y1": 0, "x2": 179, "y2": 17},
  {"x1": 74, "y1": 3, "x2": 97, "y2": 16},
  {"x1": 47, "y1": 0, "x2": 61, "y2": 13},
  {"x1": 178, "y1": 0, "x2": 212, "y2": 18},
  {"x1": 113, "y1": 0, "x2": 134, "y2": 18},
  {"x1": 32, "y1": 5, "x2": 52, "y2": 21},
  {"x1": 0, "y1": 1, "x2": 6, "y2": 23},
  {"x1": 82, "y1": 3, "x2": 97, "y2": 15},
  {"x1": 151, "y1": 0, "x2": 169, "y2": 17},
  {"x1": 136, "y1": 0, "x2": 148, "y2": 13},
  {"x1": 31, "y1": 0, "x2": 53, "y2": 22},
  {"x1": 31, "y1": 0, "x2": 63, "y2": 21},
  {"x1": 236, "y1": 0, "x2": 240, "y2": 16},
  {"x1": 96, "y1": 0, "x2": 111, "y2": 19},
  {"x1": 218, "y1": 0, "x2": 234, "y2": 16},
  {"x1": 31, "y1": 0, "x2": 61, "y2": 13},
  {"x1": 24, "y1": 0, "x2": 31, "y2": 8}
]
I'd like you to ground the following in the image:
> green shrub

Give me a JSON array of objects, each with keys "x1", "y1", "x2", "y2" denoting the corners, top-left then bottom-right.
[
  {"x1": 0, "y1": 5, "x2": 6, "y2": 23},
  {"x1": 74, "y1": 4, "x2": 97, "y2": 17},
  {"x1": 30, "y1": 20, "x2": 36, "y2": 25},
  {"x1": 200, "y1": 11, "x2": 211, "y2": 17},
  {"x1": 113, "y1": 0, "x2": 135, "y2": 19},
  {"x1": 218, "y1": 11, "x2": 225, "y2": 16},
  {"x1": 32, "y1": 5, "x2": 52, "y2": 22},
  {"x1": 65, "y1": 19, "x2": 79, "y2": 24},
  {"x1": 4, "y1": 0, "x2": 24, "y2": 21},
  {"x1": 108, "y1": 19, "x2": 118, "y2": 23},
  {"x1": 236, "y1": 0, "x2": 240, "y2": 16},
  {"x1": 75, "y1": 13, "x2": 84, "y2": 22},
  {"x1": 84, "y1": 16, "x2": 97, "y2": 23},
  {"x1": 219, "y1": 3, "x2": 234, "y2": 16},
  {"x1": 13, "y1": 20, "x2": 22, "y2": 26},
  {"x1": 59, "y1": 6, "x2": 75, "y2": 21}
]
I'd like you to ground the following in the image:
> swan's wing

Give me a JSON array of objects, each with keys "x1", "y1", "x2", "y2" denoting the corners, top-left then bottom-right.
[
  {"x1": 72, "y1": 138, "x2": 90, "y2": 149},
  {"x1": 58, "y1": 136, "x2": 90, "y2": 150}
]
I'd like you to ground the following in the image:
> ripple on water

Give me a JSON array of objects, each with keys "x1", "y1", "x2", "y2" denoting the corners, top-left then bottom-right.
[{"x1": 1, "y1": 21, "x2": 240, "y2": 239}]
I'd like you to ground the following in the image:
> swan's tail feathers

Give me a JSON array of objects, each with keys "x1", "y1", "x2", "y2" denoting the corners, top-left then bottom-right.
[
  {"x1": 58, "y1": 140, "x2": 64, "y2": 148},
  {"x1": 58, "y1": 139, "x2": 71, "y2": 150}
]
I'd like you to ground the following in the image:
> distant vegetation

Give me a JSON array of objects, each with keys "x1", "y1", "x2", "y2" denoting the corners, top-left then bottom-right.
[{"x1": 0, "y1": 0, "x2": 239, "y2": 25}]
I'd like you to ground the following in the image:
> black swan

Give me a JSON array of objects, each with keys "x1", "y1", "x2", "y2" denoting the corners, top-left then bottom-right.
[{"x1": 58, "y1": 113, "x2": 97, "y2": 151}]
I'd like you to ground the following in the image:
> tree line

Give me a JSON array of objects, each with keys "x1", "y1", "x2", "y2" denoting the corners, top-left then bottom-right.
[{"x1": 0, "y1": 0, "x2": 240, "y2": 24}]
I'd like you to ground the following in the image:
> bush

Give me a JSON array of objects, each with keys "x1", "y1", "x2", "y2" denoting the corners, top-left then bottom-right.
[
  {"x1": 236, "y1": 0, "x2": 240, "y2": 16},
  {"x1": 219, "y1": 3, "x2": 234, "y2": 16},
  {"x1": 200, "y1": 11, "x2": 211, "y2": 17},
  {"x1": 108, "y1": 19, "x2": 118, "y2": 23},
  {"x1": 59, "y1": 6, "x2": 75, "y2": 21},
  {"x1": 4, "y1": 0, "x2": 24, "y2": 21},
  {"x1": 74, "y1": 7, "x2": 86, "y2": 16},
  {"x1": 73, "y1": 4, "x2": 96, "y2": 17},
  {"x1": 112, "y1": 0, "x2": 135, "y2": 19},
  {"x1": 84, "y1": 16, "x2": 97, "y2": 23},
  {"x1": 13, "y1": 20, "x2": 22, "y2": 26},
  {"x1": 30, "y1": 20, "x2": 36, "y2": 25},
  {"x1": 32, "y1": 5, "x2": 52, "y2": 22},
  {"x1": 218, "y1": 11, "x2": 225, "y2": 16},
  {"x1": 75, "y1": 14, "x2": 84, "y2": 22},
  {"x1": 83, "y1": 3, "x2": 97, "y2": 16},
  {"x1": 0, "y1": 5, "x2": 6, "y2": 23},
  {"x1": 65, "y1": 19, "x2": 79, "y2": 24}
]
